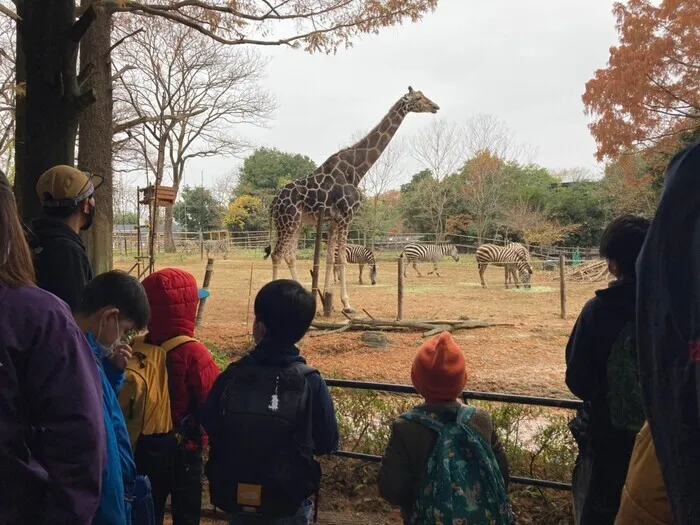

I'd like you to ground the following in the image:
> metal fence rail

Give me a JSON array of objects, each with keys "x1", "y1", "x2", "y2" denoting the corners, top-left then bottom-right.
[{"x1": 325, "y1": 378, "x2": 582, "y2": 491}]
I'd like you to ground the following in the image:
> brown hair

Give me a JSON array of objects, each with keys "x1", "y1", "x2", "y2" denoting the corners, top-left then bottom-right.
[{"x1": 0, "y1": 171, "x2": 35, "y2": 287}]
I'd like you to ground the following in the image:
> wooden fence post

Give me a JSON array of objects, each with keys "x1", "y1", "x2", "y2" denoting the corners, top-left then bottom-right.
[
  {"x1": 195, "y1": 258, "x2": 214, "y2": 327},
  {"x1": 559, "y1": 254, "x2": 566, "y2": 319},
  {"x1": 311, "y1": 213, "x2": 324, "y2": 302},
  {"x1": 397, "y1": 256, "x2": 404, "y2": 321}
]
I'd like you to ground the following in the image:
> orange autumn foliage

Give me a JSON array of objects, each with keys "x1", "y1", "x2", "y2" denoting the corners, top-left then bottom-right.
[{"x1": 583, "y1": 0, "x2": 700, "y2": 161}]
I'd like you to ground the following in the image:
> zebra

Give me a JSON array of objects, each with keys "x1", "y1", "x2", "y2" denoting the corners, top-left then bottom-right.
[
  {"x1": 476, "y1": 243, "x2": 533, "y2": 289},
  {"x1": 333, "y1": 244, "x2": 377, "y2": 285},
  {"x1": 506, "y1": 242, "x2": 531, "y2": 286},
  {"x1": 401, "y1": 243, "x2": 460, "y2": 277}
]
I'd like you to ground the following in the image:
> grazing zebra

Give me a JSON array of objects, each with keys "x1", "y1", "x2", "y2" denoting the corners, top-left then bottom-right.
[
  {"x1": 508, "y1": 242, "x2": 531, "y2": 261},
  {"x1": 333, "y1": 244, "x2": 377, "y2": 285},
  {"x1": 401, "y1": 243, "x2": 460, "y2": 277},
  {"x1": 506, "y1": 242, "x2": 531, "y2": 285},
  {"x1": 476, "y1": 243, "x2": 533, "y2": 289}
]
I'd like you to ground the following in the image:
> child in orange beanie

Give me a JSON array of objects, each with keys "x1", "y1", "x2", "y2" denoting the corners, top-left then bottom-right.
[{"x1": 378, "y1": 332, "x2": 512, "y2": 525}]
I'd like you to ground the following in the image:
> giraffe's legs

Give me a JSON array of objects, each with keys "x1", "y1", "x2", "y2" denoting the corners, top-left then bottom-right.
[
  {"x1": 358, "y1": 263, "x2": 364, "y2": 285},
  {"x1": 271, "y1": 215, "x2": 301, "y2": 282},
  {"x1": 335, "y1": 224, "x2": 354, "y2": 313},
  {"x1": 285, "y1": 230, "x2": 301, "y2": 281}
]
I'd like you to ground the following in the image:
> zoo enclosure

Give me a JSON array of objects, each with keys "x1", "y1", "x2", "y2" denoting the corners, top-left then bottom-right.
[
  {"x1": 327, "y1": 378, "x2": 583, "y2": 491},
  {"x1": 113, "y1": 228, "x2": 599, "y2": 262}
]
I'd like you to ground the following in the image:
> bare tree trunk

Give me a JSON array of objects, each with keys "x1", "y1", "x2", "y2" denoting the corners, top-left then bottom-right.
[
  {"x1": 164, "y1": 205, "x2": 176, "y2": 252},
  {"x1": 79, "y1": 2, "x2": 113, "y2": 274},
  {"x1": 15, "y1": 0, "x2": 87, "y2": 222}
]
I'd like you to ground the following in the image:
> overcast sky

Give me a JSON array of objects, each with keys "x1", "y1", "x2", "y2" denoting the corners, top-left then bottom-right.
[{"x1": 181, "y1": 0, "x2": 619, "y2": 191}]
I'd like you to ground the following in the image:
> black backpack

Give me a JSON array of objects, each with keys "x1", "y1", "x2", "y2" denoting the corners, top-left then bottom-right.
[{"x1": 206, "y1": 358, "x2": 321, "y2": 518}]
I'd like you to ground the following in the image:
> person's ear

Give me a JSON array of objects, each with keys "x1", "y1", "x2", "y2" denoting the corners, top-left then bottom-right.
[
  {"x1": 608, "y1": 260, "x2": 619, "y2": 278},
  {"x1": 253, "y1": 319, "x2": 266, "y2": 342}
]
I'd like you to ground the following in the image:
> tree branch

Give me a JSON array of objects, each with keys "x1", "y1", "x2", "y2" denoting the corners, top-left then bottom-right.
[
  {"x1": 109, "y1": 28, "x2": 145, "y2": 54},
  {"x1": 111, "y1": 65, "x2": 136, "y2": 83},
  {"x1": 112, "y1": 109, "x2": 206, "y2": 135},
  {"x1": 68, "y1": 3, "x2": 97, "y2": 43},
  {"x1": 0, "y1": 3, "x2": 19, "y2": 20}
]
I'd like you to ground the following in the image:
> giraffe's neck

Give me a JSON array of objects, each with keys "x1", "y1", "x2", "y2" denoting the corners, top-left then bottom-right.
[{"x1": 342, "y1": 99, "x2": 408, "y2": 186}]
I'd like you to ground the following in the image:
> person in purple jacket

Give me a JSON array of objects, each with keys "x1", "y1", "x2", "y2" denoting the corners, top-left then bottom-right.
[{"x1": 0, "y1": 169, "x2": 106, "y2": 524}]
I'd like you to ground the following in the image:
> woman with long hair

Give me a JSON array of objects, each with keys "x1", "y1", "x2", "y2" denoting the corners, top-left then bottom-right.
[{"x1": 0, "y1": 170, "x2": 106, "y2": 524}]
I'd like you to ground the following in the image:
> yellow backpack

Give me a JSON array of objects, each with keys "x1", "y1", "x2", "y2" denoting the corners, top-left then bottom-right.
[{"x1": 118, "y1": 335, "x2": 195, "y2": 449}]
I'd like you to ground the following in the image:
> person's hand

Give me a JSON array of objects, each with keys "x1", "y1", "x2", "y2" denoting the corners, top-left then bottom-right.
[{"x1": 109, "y1": 344, "x2": 132, "y2": 371}]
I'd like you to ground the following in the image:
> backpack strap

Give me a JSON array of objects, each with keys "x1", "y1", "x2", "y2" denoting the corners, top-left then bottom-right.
[
  {"x1": 161, "y1": 336, "x2": 197, "y2": 352},
  {"x1": 456, "y1": 404, "x2": 477, "y2": 426},
  {"x1": 400, "y1": 407, "x2": 446, "y2": 433},
  {"x1": 286, "y1": 361, "x2": 318, "y2": 377}
]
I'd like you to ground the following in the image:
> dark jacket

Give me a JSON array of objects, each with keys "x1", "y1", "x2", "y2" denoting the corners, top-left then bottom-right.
[
  {"x1": 31, "y1": 217, "x2": 93, "y2": 311},
  {"x1": 378, "y1": 401, "x2": 509, "y2": 521},
  {"x1": 565, "y1": 279, "x2": 636, "y2": 437},
  {"x1": 636, "y1": 140, "x2": 700, "y2": 523},
  {"x1": 0, "y1": 283, "x2": 106, "y2": 524},
  {"x1": 202, "y1": 341, "x2": 339, "y2": 456}
]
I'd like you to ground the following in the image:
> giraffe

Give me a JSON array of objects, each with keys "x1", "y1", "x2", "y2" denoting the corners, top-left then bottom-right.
[{"x1": 263, "y1": 86, "x2": 440, "y2": 313}]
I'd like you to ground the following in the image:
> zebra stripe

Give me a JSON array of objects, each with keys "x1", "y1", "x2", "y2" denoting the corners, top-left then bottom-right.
[
  {"x1": 401, "y1": 243, "x2": 460, "y2": 277},
  {"x1": 476, "y1": 244, "x2": 532, "y2": 288},
  {"x1": 334, "y1": 244, "x2": 376, "y2": 266},
  {"x1": 507, "y1": 242, "x2": 531, "y2": 261},
  {"x1": 333, "y1": 244, "x2": 377, "y2": 285}
]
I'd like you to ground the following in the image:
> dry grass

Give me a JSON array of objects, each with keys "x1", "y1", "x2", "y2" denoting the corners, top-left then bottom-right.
[{"x1": 116, "y1": 251, "x2": 600, "y2": 399}]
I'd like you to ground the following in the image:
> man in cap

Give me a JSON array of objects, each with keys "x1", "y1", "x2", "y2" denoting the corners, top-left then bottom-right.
[{"x1": 31, "y1": 164, "x2": 104, "y2": 310}]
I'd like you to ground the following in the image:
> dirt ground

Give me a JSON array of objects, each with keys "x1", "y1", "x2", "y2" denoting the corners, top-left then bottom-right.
[{"x1": 116, "y1": 251, "x2": 601, "y2": 399}]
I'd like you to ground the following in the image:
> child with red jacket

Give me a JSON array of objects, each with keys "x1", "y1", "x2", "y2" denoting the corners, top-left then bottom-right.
[{"x1": 137, "y1": 268, "x2": 220, "y2": 525}]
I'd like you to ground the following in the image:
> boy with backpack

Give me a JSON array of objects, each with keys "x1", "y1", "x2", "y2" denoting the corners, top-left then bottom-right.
[
  {"x1": 202, "y1": 279, "x2": 339, "y2": 524},
  {"x1": 73, "y1": 270, "x2": 153, "y2": 524},
  {"x1": 119, "y1": 268, "x2": 220, "y2": 525},
  {"x1": 378, "y1": 331, "x2": 511, "y2": 525},
  {"x1": 565, "y1": 214, "x2": 651, "y2": 525}
]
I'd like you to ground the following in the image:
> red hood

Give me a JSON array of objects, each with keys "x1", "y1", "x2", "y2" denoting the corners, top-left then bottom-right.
[{"x1": 142, "y1": 268, "x2": 198, "y2": 344}]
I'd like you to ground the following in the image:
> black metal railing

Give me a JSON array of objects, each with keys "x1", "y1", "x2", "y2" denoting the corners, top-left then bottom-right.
[{"x1": 326, "y1": 378, "x2": 582, "y2": 491}]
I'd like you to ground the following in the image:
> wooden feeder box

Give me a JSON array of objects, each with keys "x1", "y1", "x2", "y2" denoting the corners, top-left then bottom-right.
[{"x1": 139, "y1": 185, "x2": 177, "y2": 206}]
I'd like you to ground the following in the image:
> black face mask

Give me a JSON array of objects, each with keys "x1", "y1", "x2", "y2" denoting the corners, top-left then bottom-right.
[{"x1": 80, "y1": 203, "x2": 96, "y2": 231}]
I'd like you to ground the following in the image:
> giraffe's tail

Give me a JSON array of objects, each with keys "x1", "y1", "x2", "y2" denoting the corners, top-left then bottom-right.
[{"x1": 263, "y1": 215, "x2": 274, "y2": 260}]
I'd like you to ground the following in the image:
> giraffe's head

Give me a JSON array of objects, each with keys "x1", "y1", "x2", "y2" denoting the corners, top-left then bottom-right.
[{"x1": 403, "y1": 86, "x2": 440, "y2": 114}]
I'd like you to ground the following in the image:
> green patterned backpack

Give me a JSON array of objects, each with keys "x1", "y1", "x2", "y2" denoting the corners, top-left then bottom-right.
[{"x1": 400, "y1": 405, "x2": 512, "y2": 525}]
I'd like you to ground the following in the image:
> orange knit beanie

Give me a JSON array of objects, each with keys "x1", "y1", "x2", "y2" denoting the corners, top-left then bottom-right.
[{"x1": 411, "y1": 331, "x2": 467, "y2": 403}]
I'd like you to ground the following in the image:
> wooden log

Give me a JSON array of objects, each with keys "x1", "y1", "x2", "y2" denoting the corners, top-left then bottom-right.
[
  {"x1": 323, "y1": 291, "x2": 333, "y2": 317},
  {"x1": 559, "y1": 254, "x2": 566, "y2": 319},
  {"x1": 195, "y1": 258, "x2": 214, "y2": 327}
]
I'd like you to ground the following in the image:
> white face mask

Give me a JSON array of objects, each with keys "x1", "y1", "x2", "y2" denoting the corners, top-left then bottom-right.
[{"x1": 96, "y1": 313, "x2": 121, "y2": 358}]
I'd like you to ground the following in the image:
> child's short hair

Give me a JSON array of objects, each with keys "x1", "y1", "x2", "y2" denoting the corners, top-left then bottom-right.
[
  {"x1": 76, "y1": 270, "x2": 150, "y2": 330},
  {"x1": 599, "y1": 214, "x2": 651, "y2": 278},
  {"x1": 254, "y1": 279, "x2": 316, "y2": 345}
]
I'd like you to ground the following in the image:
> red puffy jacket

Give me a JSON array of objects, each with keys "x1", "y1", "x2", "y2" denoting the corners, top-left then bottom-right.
[{"x1": 141, "y1": 268, "x2": 220, "y2": 444}]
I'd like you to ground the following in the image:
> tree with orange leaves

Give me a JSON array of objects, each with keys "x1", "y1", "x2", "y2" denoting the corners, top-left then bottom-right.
[{"x1": 583, "y1": 0, "x2": 700, "y2": 162}]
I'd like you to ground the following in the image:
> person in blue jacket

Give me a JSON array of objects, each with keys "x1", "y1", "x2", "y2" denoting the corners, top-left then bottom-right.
[{"x1": 74, "y1": 270, "x2": 151, "y2": 524}]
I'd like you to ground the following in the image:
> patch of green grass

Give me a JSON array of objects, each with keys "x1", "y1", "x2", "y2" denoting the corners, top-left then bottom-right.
[{"x1": 204, "y1": 342, "x2": 229, "y2": 371}]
